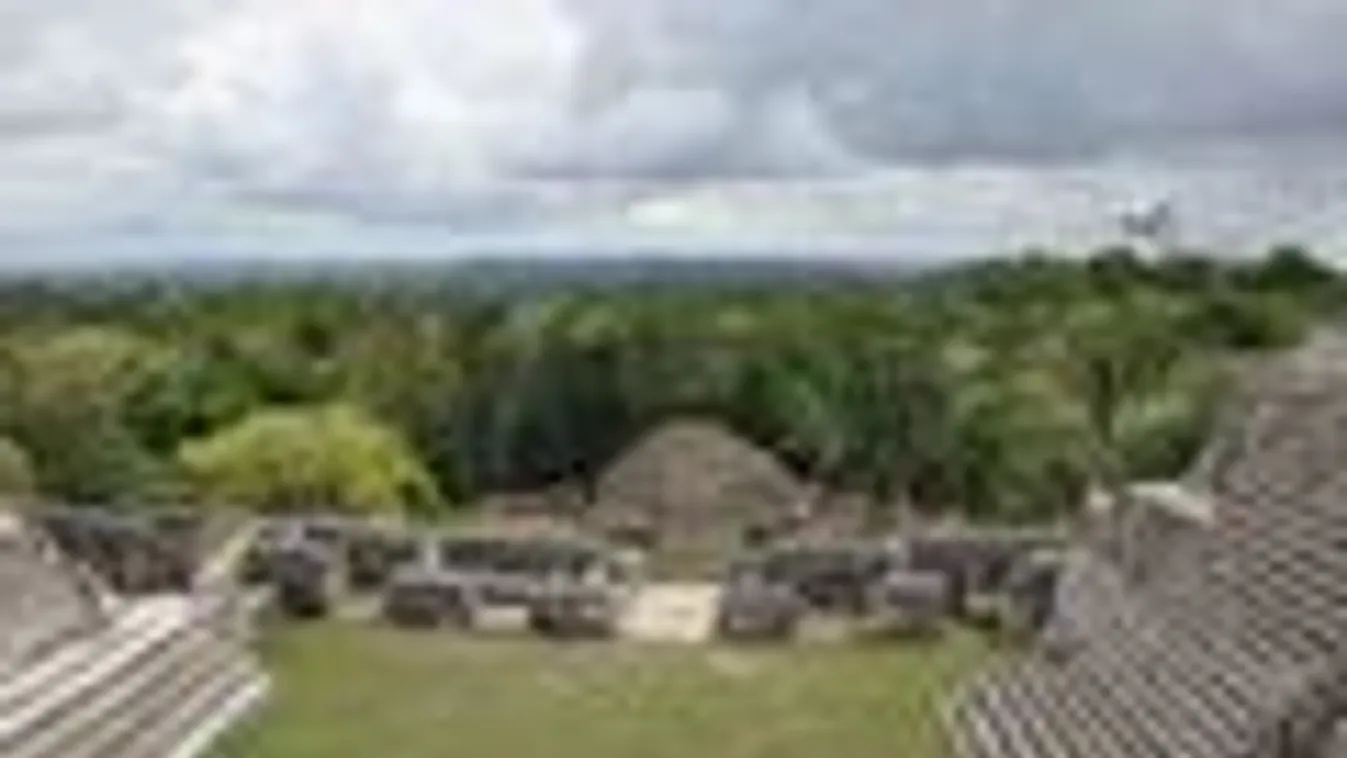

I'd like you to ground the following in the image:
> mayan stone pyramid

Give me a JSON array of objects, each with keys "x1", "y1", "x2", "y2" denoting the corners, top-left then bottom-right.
[{"x1": 592, "y1": 419, "x2": 808, "y2": 578}]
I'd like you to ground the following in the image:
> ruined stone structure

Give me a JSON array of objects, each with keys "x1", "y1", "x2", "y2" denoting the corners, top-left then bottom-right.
[
  {"x1": 714, "y1": 557, "x2": 806, "y2": 641},
  {"x1": 948, "y1": 333, "x2": 1347, "y2": 758},
  {"x1": 590, "y1": 420, "x2": 810, "y2": 578},
  {"x1": 867, "y1": 568, "x2": 951, "y2": 638},
  {"x1": 0, "y1": 510, "x2": 268, "y2": 758},
  {"x1": 382, "y1": 530, "x2": 639, "y2": 638}
]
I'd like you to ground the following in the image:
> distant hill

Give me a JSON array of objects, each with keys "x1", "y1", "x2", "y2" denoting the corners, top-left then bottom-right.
[
  {"x1": 0, "y1": 251, "x2": 942, "y2": 296},
  {"x1": 437, "y1": 253, "x2": 933, "y2": 294}
]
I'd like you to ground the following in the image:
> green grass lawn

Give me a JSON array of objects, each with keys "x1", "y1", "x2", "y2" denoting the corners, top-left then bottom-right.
[{"x1": 212, "y1": 622, "x2": 992, "y2": 758}]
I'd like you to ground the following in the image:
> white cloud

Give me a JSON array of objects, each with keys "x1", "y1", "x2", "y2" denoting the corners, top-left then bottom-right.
[
  {"x1": 3, "y1": 0, "x2": 1347, "y2": 252},
  {"x1": 156, "y1": 0, "x2": 585, "y2": 186}
]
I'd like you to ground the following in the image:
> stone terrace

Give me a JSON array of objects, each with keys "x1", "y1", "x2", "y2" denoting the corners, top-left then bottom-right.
[
  {"x1": 0, "y1": 519, "x2": 102, "y2": 677},
  {"x1": 0, "y1": 513, "x2": 269, "y2": 758},
  {"x1": 949, "y1": 334, "x2": 1347, "y2": 758}
]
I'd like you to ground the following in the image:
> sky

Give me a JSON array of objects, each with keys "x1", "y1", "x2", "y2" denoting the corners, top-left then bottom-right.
[{"x1": 4, "y1": 0, "x2": 1347, "y2": 264}]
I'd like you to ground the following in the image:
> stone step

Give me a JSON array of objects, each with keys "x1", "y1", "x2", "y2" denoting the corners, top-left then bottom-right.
[
  {"x1": 1204, "y1": 520, "x2": 1347, "y2": 661},
  {"x1": 967, "y1": 672, "x2": 1044, "y2": 755},
  {"x1": 116, "y1": 659, "x2": 267, "y2": 758},
  {"x1": 0, "y1": 549, "x2": 100, "y2": 676},
  {"x1": 1146, "y1": 589, "x2": 1282, "y2": 687},
  {"x1": 944, "y1": 690, "x2": 997, "y2": 758},
  {"x1": 62, "y1": 641, "x2": 244, "y2": 758},
  {"x1": 0, "y1": 598, "x2": 192, "y2": 738},
  {"x1": 1157, "y1": 574, "x2": 1323, "y2": 695},
  {"x1": 1099, "y1": 629, "x2": 1259, "y2": 756},
  {"x1": 12, "y1": 627, "x2": 232, "y2": 758},
  {"x1": 1217, "y1": 441, "x2": 1336, "y2": 512},
  {"x1": 950, "y1": 665, "x2": 1027, "y2": 758},
  {"x1": 957, "y1": 675, "x2": 1019, "y2": 758},
  {"x1": 968, "y1": 569, "x2": 1274, "y2": 758},
  {"x1": 1050, "y1": 640, "x2": 1177, "y2": 758},
  {"x1": 1215, "y1": 492, "x2": 1347, "y2": 550},
  {"x1": 1156, "y1": 537, "x2": 1325, "y2": 661},
  {"x1": 1029, "y1": 625, "x2": 1250, "y2": 757},
  {"x1": 1017, "y1": 666, "x2": 1115, "y2": 758},
  {"x1": 1228, "y1": 543, "x2": 1347, "y2": 654},
  {"x1": 955, "y1": 368, "x2": 1347, "y2": 758},
  {"x1": 989, "y1": 669, "x2": 1075, "y2": 758}
]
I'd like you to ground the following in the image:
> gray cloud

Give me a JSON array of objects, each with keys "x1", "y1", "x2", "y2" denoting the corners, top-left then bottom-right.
[
  {"x1": 566, "y1": 0, "x2": 1347, "y2": 160},
  {"x1": 3, "y1": 0, "x2": 1347, "y2": 238}
]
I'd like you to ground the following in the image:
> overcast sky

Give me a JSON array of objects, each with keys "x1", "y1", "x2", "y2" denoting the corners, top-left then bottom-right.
[{"x1": 3, "y1": 0, "x2": 1347, "y2": 260}]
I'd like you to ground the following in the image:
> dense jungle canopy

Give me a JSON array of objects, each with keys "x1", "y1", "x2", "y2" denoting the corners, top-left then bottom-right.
[{"x1": 0, "y1": 246, "x2": 1336, "y2": 523}]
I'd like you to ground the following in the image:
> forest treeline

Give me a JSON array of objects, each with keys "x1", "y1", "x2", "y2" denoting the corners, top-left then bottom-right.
[{"x1": 0, "y1": 246, "x2": 1338, "y2": 524}]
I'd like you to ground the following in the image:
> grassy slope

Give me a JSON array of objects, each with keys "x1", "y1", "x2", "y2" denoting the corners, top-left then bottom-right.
[{"x1": 213, "y1": 623, "x2": 991, "y2": 758}]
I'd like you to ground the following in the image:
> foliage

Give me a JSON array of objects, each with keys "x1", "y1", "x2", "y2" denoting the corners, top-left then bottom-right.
[
  {"x1": 178, "y1": 405, "x2": 440, "y2": 516},
  {"x1": 0, "y1": 326, "x2": 174, "y2": 502},
  {"x1": 1180, "y1": 289, "x2": 1307, "y2": 350},
  {"x1": 123, "y1": 343, "x2": 270, "y2": 454},
  {"x1": 0, "y1": 245, "x2": 1340, "y2": 523},
  {"x1": 0, "y1": 437, "x2": 36, "y2": 498}
]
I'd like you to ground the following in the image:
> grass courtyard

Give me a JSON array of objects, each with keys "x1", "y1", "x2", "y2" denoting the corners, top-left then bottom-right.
[{"x1": 212, "y1": 622, "x2": 992, "y2": 758}]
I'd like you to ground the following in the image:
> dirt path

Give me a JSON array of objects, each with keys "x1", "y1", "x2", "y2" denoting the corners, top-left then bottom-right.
[{"x1": 618, "y1": 583, "x2": 722, "y2": 643}]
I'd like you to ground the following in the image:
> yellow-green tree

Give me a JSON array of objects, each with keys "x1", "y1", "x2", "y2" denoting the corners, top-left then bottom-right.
[{"x1": 177, "y1": 404, "x2": 440, "y2": 516}]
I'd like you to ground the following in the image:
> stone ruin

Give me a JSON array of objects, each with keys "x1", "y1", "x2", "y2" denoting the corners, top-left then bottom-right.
[
  {"x1": 588, "y1": 419, "x2": 811, "y2": 579},
  {"x1": 948, "y1": 332, "x2": 1347, "y2": 758},
  {"x1": 714, "y1": 555, "x2": 808, "y2": 640},
  {"x1": 237, "y1": 416, "x2": 1070, "y2": 645},
  {"x1": 712, "y1": 536, "x2": 950, "y2": 642},
  {"x1": 711, "y1": 528, "x2": 1065, "y2": 643},
  {"x1": 382, "y1": 529, "x2": 640, "y2": 638},
  {"x1": 0, "y1": 506, "x2": 268, "y2": 758},
  {"x1": 229, "y1": 417, "x2": 1070, "y2": 645},
  {"x1": 240, "y1": 514, "x2": 419, "y2": 618},
  {"x1": 27, "y1": 506, "x2": 213, "y2": 595}
]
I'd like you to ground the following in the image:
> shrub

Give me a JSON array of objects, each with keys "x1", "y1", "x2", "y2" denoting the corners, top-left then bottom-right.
[{"x1": 178, "y1": 404, "x2": 440, "y2": 516}]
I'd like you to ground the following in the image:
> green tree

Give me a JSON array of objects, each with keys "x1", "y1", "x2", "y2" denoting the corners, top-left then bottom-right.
[
  {"x1": 1181, "y1": 289, "x2": 1306, "y2": 351},
  {"x1": 1059, "y1": 295, "x2": 1185, "y2": 485},
  {"x1": 1250, "y1": 244, "x2": 1335, "y2": 293},
  {"x1": 0, "y1": 326, "x2": 172, "y2": 502},
  {"x1": 0, "y1": 437, "x2": 36, "y2": 500},
  {"x1": 178, "y1": 404, "x2": 441, "y2": 516},
  {"x1": 934, "y1": 366, "x2": 1093, "y2": 523},
  {"x1": 122, "y1": 345, "x2": 268, "y2": 454}
]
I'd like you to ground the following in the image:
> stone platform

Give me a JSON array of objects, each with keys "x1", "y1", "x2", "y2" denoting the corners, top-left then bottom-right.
[{"x1": 0, "y1": 515, "x2": 269, "y2": 758}]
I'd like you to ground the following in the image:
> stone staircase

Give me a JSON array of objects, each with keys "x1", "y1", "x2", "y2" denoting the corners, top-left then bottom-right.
[
  {"x1": 0, "y1": 518, "x2": 269, "y2": 758},
  {"x1": 949, "y1": 336, "x2": 1347, "y2": 758},
  {"x1": 0, "y1": 534, "x2": 103, "y2": 677},
  {"x1": 951, "y1": 476, "x2": 1347, "y2": 757}
]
